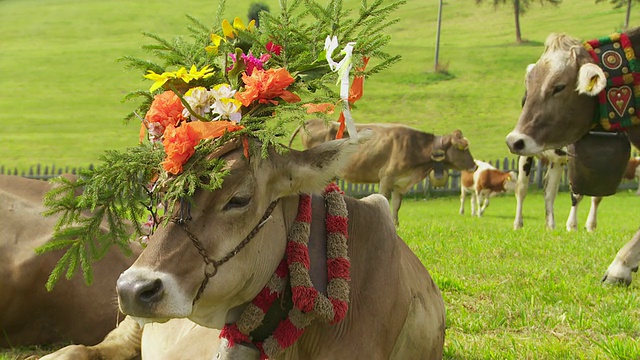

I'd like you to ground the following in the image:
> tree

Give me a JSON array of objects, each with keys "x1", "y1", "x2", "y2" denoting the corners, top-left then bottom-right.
[
  {"x1": 476, "y1": 0, "x2": 562, "y2": 44},
  {"x1": 596, "y1": 0, "x2": 638, "y2": 29},
  {"x1": 248, "y1": 2, "x2": 270, "y2": 27}
]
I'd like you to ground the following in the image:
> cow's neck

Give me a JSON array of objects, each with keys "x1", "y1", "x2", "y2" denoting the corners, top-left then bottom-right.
[
  {"x1": 585, "y1": 28, "x2": 640, "y2": 132},
  {"x1": 219, "y1": 184, "x2": 350, "y2": 359}
]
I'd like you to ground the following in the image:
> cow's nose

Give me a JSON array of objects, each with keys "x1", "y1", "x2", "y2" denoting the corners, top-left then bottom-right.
[
  {"x1": 117, "y1": 275, "x2": 164, "y2": 313},
  {"x1": 512, "y1": 139, "x2": 526, "y2": 152},
  {"x1": 505, "y1": 131, "x2": 541, "y2": 155}
]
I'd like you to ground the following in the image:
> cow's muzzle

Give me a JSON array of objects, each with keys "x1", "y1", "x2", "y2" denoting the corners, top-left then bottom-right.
[
  {"x1": 505, "y1": 131, "x2": 542, "y2": 155},
  {"x1": 117, "y1": 273, "x2": 165, "y2": 317}
]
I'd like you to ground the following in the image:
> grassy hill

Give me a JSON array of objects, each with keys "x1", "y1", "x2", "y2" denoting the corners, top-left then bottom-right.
[{"x1": 0, "y1": 0, "x2": 637, "y2": 170}]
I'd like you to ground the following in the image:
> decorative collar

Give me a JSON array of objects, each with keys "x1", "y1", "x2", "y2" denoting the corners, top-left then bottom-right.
[
  {"x1": 584, "y1": 32, "x2": 640, "y2": 132},
  {"x1": 220, "y1": 183, "x2": 350, "y2": 359}
]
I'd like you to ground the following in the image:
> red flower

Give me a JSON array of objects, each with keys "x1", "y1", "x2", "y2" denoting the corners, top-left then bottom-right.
[
  {"x1": 235, "y1": 68, "x2": 301, "y2": 107},
  {"x1": 266, "y1": 41, "x2": 282, "y2": 55}
]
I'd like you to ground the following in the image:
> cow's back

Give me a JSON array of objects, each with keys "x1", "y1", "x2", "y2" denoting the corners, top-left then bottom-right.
[
  {"x1": 299, "y1": 119, "x2": 341, "y2": 149},
  {"x1": 343, "y1": 124, "x2": 435, "y2": 183},
  {"x1": 0, "y1": 175, "x2": 139, "y2": 347}
]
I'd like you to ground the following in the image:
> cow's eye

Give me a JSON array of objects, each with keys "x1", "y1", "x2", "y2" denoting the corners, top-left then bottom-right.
[
  {"x1": 552, "y1": 84, "x2": 566, "y2": 95},
  {"x1": 223, "y1": 196, "x2": 251, "y2": 211}
]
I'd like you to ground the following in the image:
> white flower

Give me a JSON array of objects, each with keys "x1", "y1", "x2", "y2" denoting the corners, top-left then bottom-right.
[
  {"x1": 210, "y1": 83, "x2": 236, "y2": 101},
  {"x1": 211, "y1": 98, "x2": 242, "y2": 123},
  {"x1": 182, "y1": 87, "x2": 214, "y2": 120}
]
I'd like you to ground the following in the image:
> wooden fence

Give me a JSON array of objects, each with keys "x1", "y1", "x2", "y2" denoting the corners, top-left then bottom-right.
[{"x1": 2, "y1": 158, "x2": 638, "y2": 198}]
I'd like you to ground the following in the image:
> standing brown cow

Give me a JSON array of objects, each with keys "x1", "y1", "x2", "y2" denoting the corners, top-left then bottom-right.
[
  {"x1": 505, "y1": 28, "x2": 640, "y2": 285},
  {"x1": 290, "y1": 119, "x2": 477, "y2": 224}
]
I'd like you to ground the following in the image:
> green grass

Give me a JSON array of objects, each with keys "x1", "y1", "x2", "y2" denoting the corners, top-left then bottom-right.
[
  {"x1": 2, "y1": 190, "x2": 640, "y2": 359},
  {"x1": 399, "y1": 190, "x2": 640, "y2": 360},
  {"x1": 0, "y1": 0, "x2": 637, "y2": 171}
]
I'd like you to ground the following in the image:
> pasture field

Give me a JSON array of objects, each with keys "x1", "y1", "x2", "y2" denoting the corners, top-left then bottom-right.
[
  {"x1": 2, "y1": 189, "x2": 640, "y2": 359},
  {"x1": 1, "y1": 0, "x2": 638, "y2": 171}
]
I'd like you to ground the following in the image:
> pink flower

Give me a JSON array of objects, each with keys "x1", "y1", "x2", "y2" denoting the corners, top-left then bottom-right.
[{"x1": 229, "y1": 51, "x2": 271, "y2": 76}]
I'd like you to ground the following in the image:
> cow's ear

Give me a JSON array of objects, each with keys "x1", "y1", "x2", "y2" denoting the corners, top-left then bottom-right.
[
  {"x1": 576, "y1": 63, "x2": 606, "y2": 96},
  {"x1": 524, "y1": 63, "x2": 535, "y2": 80},
  {"x1": 270, "y1": 130, "x2": 372, "y2": 196}
]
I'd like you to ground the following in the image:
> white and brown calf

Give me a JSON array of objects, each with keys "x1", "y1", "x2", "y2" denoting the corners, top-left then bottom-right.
[{"x1": 460, "y1": 160, "x2": 517, "y2": 217}]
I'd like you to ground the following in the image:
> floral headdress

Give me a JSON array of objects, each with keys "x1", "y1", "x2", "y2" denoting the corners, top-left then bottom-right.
[{"x1": 40, "y1": 0, "x2": 404, "y2": 290}]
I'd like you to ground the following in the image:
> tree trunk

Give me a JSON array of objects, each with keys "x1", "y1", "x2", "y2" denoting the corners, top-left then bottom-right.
[
  {"x1": 514, "y1": 0, "x2": 522, "y2": 44},
  {"x1": 625, "y1": 0, "x2": 631, "y2": 29},
  {"x1": 434, "y1": 0, "x2": 443, "y2": 72}
]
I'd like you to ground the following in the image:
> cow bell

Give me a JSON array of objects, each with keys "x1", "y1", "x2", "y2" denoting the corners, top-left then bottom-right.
[
  {"x1": 568, "y1": 131, "x2": 630, "y2": 196},
  {"x1": 429, "y1": 150, "x2": 449, "y2": 188}
]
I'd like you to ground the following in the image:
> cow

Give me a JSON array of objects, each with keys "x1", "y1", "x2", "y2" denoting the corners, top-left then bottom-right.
[
  {"x1": 89, "y1": 133, "x2": 444, "y2": 359},
  {"x1": 459, "y1": 160, "x2": 517, "y2": 217},
  {"x1": 623, "y1": 156, "x2": 640, "y2": 195},
  {"x1": 0, "y1": 174, "x2": 140, "y2": 349},
  {"x1": 38, "y1": 316, "x2": 224, "y2": 360},
  {"x1": 514, "y1": 150, "x2": 604, "y2": 232},
  {"x1": 505, "y1": 28, "x2": 640, "y2": 285},
  {"x1": 289, "y1": 118, "x2": 477, "y2": 225}
]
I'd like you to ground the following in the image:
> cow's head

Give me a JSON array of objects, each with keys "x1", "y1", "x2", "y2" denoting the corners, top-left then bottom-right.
[
  {"x1": 437, "y1": 130, "x2": 477, "y2": 172},
  {"x1": 116, "y1": 132, "x2": 369, "y2": 328},
  {"x1": 506, "y1": 33, "x2": 606, "y2": 155}
]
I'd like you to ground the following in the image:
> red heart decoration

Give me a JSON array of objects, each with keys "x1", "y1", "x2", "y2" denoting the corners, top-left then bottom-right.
[{"x1": 607, "y1": 86, "x2": 632, "y2": 117}]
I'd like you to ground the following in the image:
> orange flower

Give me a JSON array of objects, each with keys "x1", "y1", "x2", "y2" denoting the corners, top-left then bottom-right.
[
  {"x1": 161, "y1": 121, "x2": 244, "y2": 175},
  {"x1": 145, "y1": 91, "x2": 185, "y2": 130},
  {"x1": 303, "y1": 103, "x2": 336, "y2": 114},
  {"x1": 161, "y1": 123, "x2": 201, "y2": 175},
  {"x1": 235, "y1": 68, "x2": 301, "y2": 107}
]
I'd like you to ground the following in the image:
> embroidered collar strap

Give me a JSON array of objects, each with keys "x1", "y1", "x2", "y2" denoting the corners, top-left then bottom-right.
[
  {"x1": 220, "y1": 183, "x2": 350, "y2": 359},
  {"x1": 584, "y1": 32, "x2": 640, "y2": 131}
]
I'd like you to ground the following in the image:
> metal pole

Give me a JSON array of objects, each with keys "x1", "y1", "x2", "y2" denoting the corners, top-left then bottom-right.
[{"x1": 434, "y1": 0, "x2": 443, "y2": 71}]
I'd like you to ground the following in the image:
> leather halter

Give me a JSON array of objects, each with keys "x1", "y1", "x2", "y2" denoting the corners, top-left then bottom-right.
[{"x1": 172, "y1": 199, "x2": 280, "y2": 303}]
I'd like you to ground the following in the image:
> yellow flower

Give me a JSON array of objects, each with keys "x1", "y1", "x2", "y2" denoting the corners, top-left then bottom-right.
[
  {"x1": 143, "y1": 66, "x2": 214, "y2": 92},
  {"x1": 205, "y1": 34, "x2": 225, "y2": 54},
  {"x1": 144, "y1": 71, "x2": 177, "y2": 92},
  {"x1": 185, "y1": 65, "x2": 215, "y2": 82},
  {"x1": 222, "y1": 17, "x2": 255, "y2": 39}
]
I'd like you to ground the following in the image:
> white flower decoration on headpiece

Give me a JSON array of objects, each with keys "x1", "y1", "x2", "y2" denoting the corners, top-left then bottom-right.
[{"x1": 324, "y1": 35, "x2": 358, "y2": 140}]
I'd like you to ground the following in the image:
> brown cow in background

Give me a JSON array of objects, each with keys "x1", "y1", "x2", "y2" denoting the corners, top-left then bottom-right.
[
  {"x1": 0, "y1": 175, "x2": 140, "y2": 348},
  {"x1": 290, "y1": 119, "x2": 477, "y2": 224}
]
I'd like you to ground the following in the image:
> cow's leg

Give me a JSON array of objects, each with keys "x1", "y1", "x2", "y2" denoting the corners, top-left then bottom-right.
[
  {"x1": 391, "y1": 189, "x2": 403, "y2": 226},
  {"x1": 477, "y1": 190, "x2": 489, "y2": 217},
  {"x1": 514, "y1": 156, "x2": 533, "y2": 230},
  {"x1": 459, "y1": 187, "x2": 466, "y2": 215},
  {"x1": 565, "y1": 192, "x2": 583, "y2": 231},
  {"x1": 602, "y1": 229, "x2": 640, "y2": 285},
  {"x1": 37, "y1": 316, "x2": 142, "y2": 360},
  {"x1": 470, "y1": 190, "x2": 478, "y2": 216},
  {"x1": 543, "y1": 159, "x2": 563, "y2": 230},
  {"x1": 584, "y1": 196, "x2": 602, "y2": 232}
]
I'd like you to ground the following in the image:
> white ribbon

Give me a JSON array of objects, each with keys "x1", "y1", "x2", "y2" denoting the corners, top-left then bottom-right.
[{"x1": 324, "y1": 36, "x2": 358, "y2": 140}]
